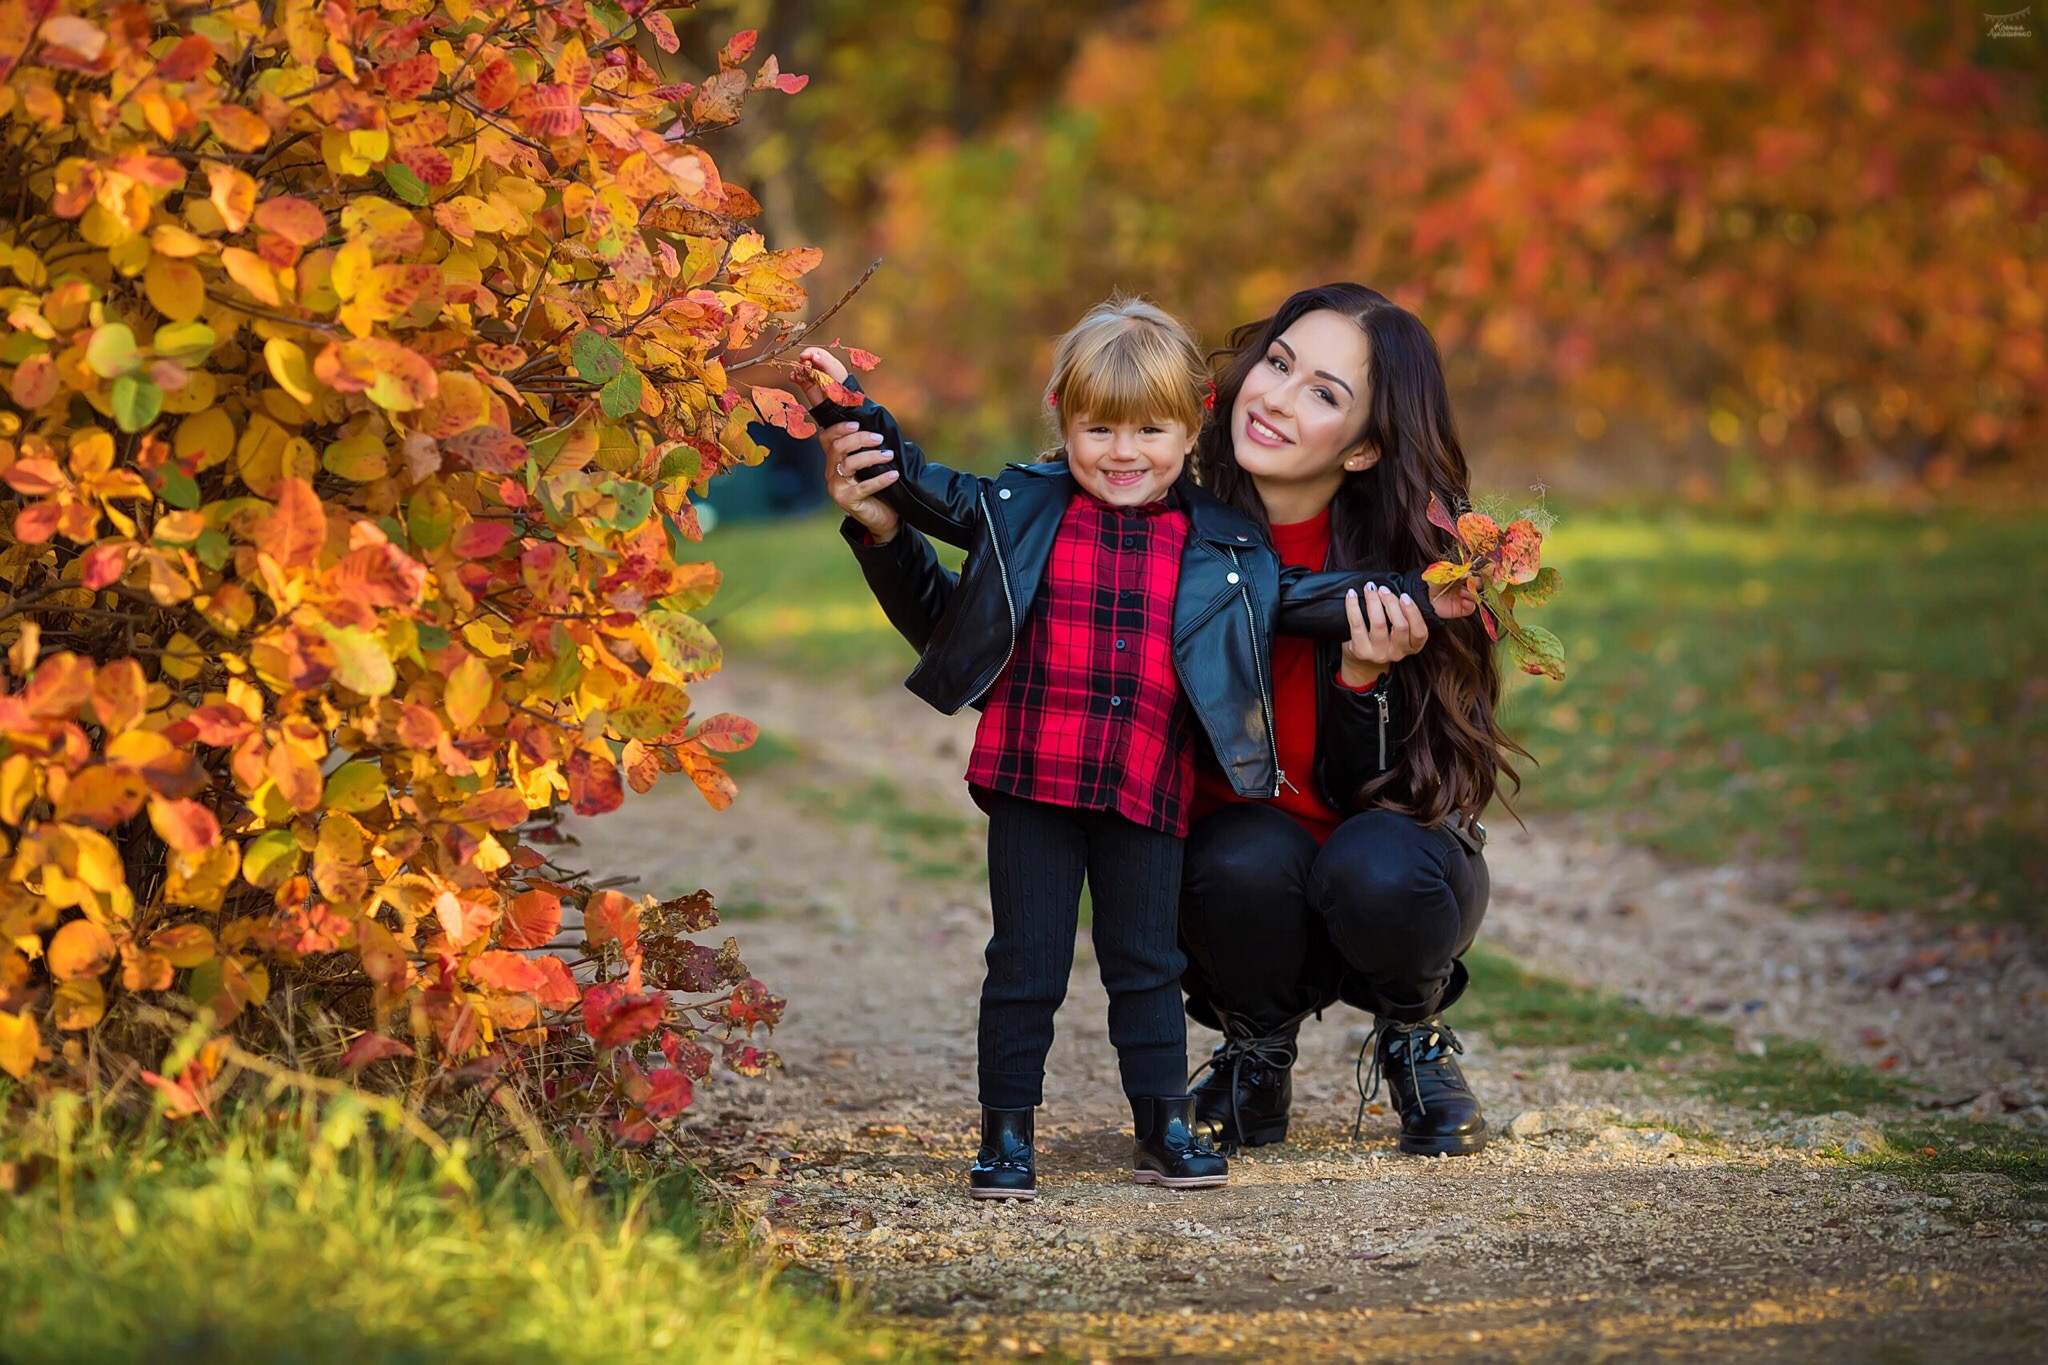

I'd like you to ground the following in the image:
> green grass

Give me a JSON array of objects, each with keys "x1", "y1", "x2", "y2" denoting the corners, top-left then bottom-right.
[
  {"x1": 1508, "y1": 506, "x2": 2048, "y2": 927},
  {"x1": 1457, "y1": 945, "x2": 2048, "y2": 1193},
  {"x1": 691, "y1": 510, "x2": 963, "y2": 687},
  {"x1": 0, "y1": 1097, "x2": 909, "y2": 1364},
  {"x1": 790, "y1": 773, "x2": 983, "y2": 882},
  {"x1": 695, "y1": 505, "x2": 2047, "y2": 928}
]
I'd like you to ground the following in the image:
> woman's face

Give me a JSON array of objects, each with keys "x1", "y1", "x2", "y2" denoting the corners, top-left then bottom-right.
[{"x1": 1229, "y1": 308, "x2": 1377, "y2": 489}]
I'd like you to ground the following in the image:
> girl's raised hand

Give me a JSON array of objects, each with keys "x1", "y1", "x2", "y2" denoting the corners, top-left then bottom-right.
[
  {"x1": 793, "y1": 345, "x2": 851, "y2": 408},
  {"x1": 824, "y1": 421, "x2": 901, "y2": 543},
  {"x1": 1338, "y1": 583, "x2": 1429, "y2": 688}
]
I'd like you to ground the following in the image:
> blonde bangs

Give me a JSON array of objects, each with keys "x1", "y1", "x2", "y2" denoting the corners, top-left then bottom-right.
[{"x1": 1047, "y1": 298, "x2": 1206, "y2": 437}]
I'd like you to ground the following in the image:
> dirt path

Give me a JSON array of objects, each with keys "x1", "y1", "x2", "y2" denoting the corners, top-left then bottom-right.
[{"x1": 566, "y1": 660, "x2": 2048, "y2": 1362}]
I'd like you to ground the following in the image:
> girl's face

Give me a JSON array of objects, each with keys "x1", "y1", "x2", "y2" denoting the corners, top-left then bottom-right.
[
  {"x1": 1063, "y1": 416, "x2": 1195, "y2": 507},
  {"x1": 1229, "y1": 308, "x2": 1378, "y2": 491}
]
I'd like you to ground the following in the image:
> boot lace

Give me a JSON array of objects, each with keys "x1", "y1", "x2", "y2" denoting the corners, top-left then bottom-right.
[
  {"x1": 1188, "y1": 1024, "x2": 1296, "y2": 1148},
  {"x1": 1354, "y1": 1017, "x2": 1465, "y2": 1141}
]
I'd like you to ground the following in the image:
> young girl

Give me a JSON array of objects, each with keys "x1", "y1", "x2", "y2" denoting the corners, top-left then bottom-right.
[{"x1": 796, "y1": 299, "x2": 1430, "y2": 1199}]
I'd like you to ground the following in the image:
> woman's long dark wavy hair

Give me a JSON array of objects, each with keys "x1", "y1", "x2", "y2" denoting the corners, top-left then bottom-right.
[{"x1": 1194, "y1": 283, "x2": 1527, "y2": 824}]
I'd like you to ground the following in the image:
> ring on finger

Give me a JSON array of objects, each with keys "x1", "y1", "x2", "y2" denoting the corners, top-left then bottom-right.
[{"x1": 834, "y1": 461, "x2": 846, "y2": 477}]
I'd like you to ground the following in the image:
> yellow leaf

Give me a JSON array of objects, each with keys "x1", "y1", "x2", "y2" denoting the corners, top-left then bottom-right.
[
  {"x1": 52, "y1": 977, "x2": 106, "y2": 1030},
  {"x1": 174, "y1": 408, "x2": 237, "y2": 469},
  {"x1": 264, "y1": 337, "x2": 316, "y2": 403},
  {"x1": 443, "y1": 654, "x2": 492, "y2": 729},
  {"x1": 161, "y1": 630, "x2": 204, "y2": 681},
  {"x1": 0, "y1": 752, "x2": 37, "y2": 825},
  {"x1": 164, "y1": 841, "x2": 239, "y2": 911},
  {"x1": 0, "y1": 1010, "x2": 38, "y2": 1079}
]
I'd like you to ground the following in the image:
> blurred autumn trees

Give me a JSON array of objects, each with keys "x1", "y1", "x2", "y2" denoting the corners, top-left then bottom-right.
[{"x1": 757, "y1": 0, "x2": 2047, "y2": 490}]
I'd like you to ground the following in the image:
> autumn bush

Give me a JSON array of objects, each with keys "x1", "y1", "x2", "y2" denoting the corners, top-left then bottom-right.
[{"x1": 0, "y1": 0, "x2": 831, "y2": 1145}]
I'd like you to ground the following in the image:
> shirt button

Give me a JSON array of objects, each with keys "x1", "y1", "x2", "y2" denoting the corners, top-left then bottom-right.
[
  {"x1": 1119, "y1": 589, "x2": 1133, "y2": 600},
  {"x1": 1110, "y1": 695, "x2": 1123, "y2": 707},
  {"x1": 1122, "y1": 535, "x2": 1136, "y2": 548},
  {"x1": 1237, "y1": 534, "x2": 1249, "y2": 542},
  {"x1": 998, "y1": 487, "x2": 1011, "y2": 499},
  {"x1": 1115, "y1": 639, "x2": 1127, "y2": 650},
  {"x1": 1226, "y1": 571, "x2": 1241, "y2": 584}
]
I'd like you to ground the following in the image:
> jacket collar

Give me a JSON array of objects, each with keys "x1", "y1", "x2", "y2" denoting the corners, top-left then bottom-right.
[{"x1": 1004, "y1": 464, "x2": 1265, "y2": 547}]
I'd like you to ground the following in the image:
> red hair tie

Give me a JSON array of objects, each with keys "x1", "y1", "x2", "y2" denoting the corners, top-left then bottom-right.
[
  {"x1": 1046, "y1": 391, "x2": 1058, "y2": 407},
  {"x1": 1202, "y1": 378, "x2": 1217, "y2": 411}
]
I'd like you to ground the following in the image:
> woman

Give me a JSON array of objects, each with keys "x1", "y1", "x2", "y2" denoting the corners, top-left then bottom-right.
[{"x1": 822, "y1": 284, "x2": 1519, "y2": 1157}]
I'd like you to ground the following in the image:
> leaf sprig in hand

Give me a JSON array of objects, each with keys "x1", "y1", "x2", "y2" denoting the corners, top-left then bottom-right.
[{"x1": 1424, "y1": 494, "x2": 1566, "y2": 679}]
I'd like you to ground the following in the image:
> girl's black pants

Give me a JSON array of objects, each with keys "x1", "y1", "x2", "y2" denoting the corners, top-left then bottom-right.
[
  {"x1": 978, "y1": 792, "x2": 1189, "y2": 1109},
  {"x1": 1179, "y1": 802, "x2": 1490, "y2": 1035}
]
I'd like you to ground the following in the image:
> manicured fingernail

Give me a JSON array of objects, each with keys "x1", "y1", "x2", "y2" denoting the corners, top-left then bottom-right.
[
  {"x1": 1347, "y1": 588, "x2": 1357, "y2": 598},
  {"x1": 1400, "y1": 593, "x2": 1413, "y2": 604},
  {"x1": 1365, "y1": 582, "x2": 1377, "y2": 592}
]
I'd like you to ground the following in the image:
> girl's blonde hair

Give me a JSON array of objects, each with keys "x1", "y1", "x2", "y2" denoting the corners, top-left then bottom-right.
[{"x1": 1045, "y1": 296, "x2": 1207, "y2": 444}]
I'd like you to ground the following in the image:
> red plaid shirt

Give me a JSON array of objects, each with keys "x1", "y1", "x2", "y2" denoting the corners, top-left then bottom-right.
[{"x1": 965, "y1": 490, "x2": 1197, "y2": 835}]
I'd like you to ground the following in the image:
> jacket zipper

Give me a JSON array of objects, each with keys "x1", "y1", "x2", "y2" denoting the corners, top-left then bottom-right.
[
  {"x1": 978, "y1": 486, "x2": 1019, "y2": 687},
  {"x1": 1376, "y1": 688, "x2": 1390, "y2": 773},
  {"x1": 1229, "y1": 546, "x2": 1282, "y2": 798}
]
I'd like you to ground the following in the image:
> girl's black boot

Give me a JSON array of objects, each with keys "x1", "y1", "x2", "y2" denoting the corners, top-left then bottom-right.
[
  {"x1": 968, "y1": 1106, "x2": 1037, "y2": 1200},
  {"x1": 1131, "y1": 1094, "x2": 1229, "y2": 1189}
]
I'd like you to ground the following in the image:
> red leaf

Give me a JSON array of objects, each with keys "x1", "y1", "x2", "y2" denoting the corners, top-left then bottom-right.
[
  {"x1": 511, "y1": 84, "x2": 581, "y2": 138},
  {"x1": 566, "y1": 747, "x2": 623, "y2": 816},
  {"x1": 340, "y1": 1033, "x2": 414, "y2": 1069},
  {"x1": 3, "y1": 457, "x2": 67, "y2": 496},
  {"x1": 1426, "y1": 491, "x2": 1460, "y2": 540},
  {"x1": 846, "y1": 347, "x2": 880, "y2": 371},
  {"x1": 717, "y1": 29, "x2": 758, "y2": 69},
  {"x1": 253, "y1": 477, "x2": 326, "y2": 569},
  {"x1": 13, "y1": 502, "x2": 60, "y2": 545},
  {"x1": 79, "y1": 541, "x2": 131, "y2": 590},
  {"x1": 449, "y1": 520, "x2": 514, "y2": 559},
  {"x1": 442, "y1": 425, "x2": 529, "y2": 475},
  {"x1": 253, "y1": 195, "x2": 328, "y2": 246},
  {"x1": 182, "y1": 702, "x2": 257, "y2": 747},
  {"x1": 581, "y1": 982, "x2": 665, "y2": 1050},
  {"x1": 642, "y1": 1067, "x2": 694, "y2": 1120},
  {"x1": 1478, "y1": 599, "x2": 1500, "y2": 641},
  {"x1": 1498, "y1": 519, "x2": 1542, "y2": 584},
  {"x1": 381, "y1": 52, "x2": 439, "y2": 102},
  {"x1": 724, "y1": 977, "x2": 786, "y2": 1031},
  {"x1": 500, "y1": 889, "x2": 562, "y2": 950}
]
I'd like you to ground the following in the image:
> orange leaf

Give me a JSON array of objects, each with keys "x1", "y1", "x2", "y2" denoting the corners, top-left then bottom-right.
[
  {"x1": 531, "y1": 954, "x2": 579, "y2": 1008},
  {"x1": 442, "y1": 425, "x2": 529, "y2": 475},
  {"x1": 467, "y1": 948, "x2": 548, "y2": 995},
  {"x1": 205, "y1": 103, "x2": 272, "y2": 152},
  {"x1": 47, "y1": 919, "x2": 116, "y2": 982},
  {"x1": 433, "y1": 891, "x2": 494, "y2": 949},
  {"x1": 54, "y1": 764, "x2": 146, "y2": 828},
  {"x1": 1456, "y1": 512, "x2": 1502, "y2": 557},
  {"x1": 253, "y1": 476, "x2": 327, "y2": 568},
  {"x1": 454, "y1": 787, "x2": 528, "y2": 830},
  {"x1": 149, "y1": 923, "x2": 216, "y2": 968},
  {"x1": 253, "y1": 195, "x2": 328, "y2": 246},
  {"x1": 148, "y1": 797, "x2": 221, "y2": 853},
  {"x1": 472, "y1": 55, "x2": 518, "y2": 110},
  {"x1": 584, "y1": 889, "x2": 640, "y2": 957},
  {"x1": 510, "y1": 84, "x2": 581, "y2": 138},
  {"x1": 89, "y1": 656, "x2": 147, "y2": 731},
  {"x1": 567, "y1": 747, "x2": 623, "y2": 816},
  {"x1": 500, "y1": 889, "x2": 562, "y2": 950},
  {"x1": 206, "y1": 162, "x2": 257, "y2": 232},
  {"x1": 749, "y1": 386, "x2": 816, "y2": 438},
  {"x1": 690, "y1": 712, "x2": 758, "y2": 753}
]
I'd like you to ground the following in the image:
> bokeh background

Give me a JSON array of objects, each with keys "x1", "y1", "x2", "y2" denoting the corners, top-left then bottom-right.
[{"x1": 668, "y1": 1, "x2": 2045, "y2": 928}]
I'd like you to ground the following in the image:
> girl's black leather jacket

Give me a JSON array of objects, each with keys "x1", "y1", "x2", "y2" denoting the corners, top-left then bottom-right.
[{"x1": 813, "y1": 391, "x2": 1433, "y2": 801}]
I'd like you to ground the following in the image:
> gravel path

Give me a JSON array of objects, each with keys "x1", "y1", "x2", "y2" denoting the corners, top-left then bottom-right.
[{"x1": 565, "y1": 660, "x2": 2048, "y2": 1362}]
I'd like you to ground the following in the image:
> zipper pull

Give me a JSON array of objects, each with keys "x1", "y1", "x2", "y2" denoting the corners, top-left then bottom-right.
[{"x1": 1276, "y1": 769, "x2": 1299, "y2": 794}]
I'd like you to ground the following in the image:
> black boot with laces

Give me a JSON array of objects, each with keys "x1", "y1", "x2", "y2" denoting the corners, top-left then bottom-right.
[
  {"x1": 968, "y1": 1105, "x2": 1037, "y2": 1200},
  {"x1": 1356, "y1": 1016, "x2": 1489, "y2": 1156},
  {"x1": 1191, "y1": 1020, "x2": 1298, "y2": 1150}
]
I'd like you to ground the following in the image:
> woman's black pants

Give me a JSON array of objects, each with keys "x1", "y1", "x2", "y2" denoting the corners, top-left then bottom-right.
[
  {"x1": 1179, "y1": 802, "x2": 1489, "y2": 1035},
  {"x1": 978, "y1": 792, "x2": 1189, "y2": 1109}
]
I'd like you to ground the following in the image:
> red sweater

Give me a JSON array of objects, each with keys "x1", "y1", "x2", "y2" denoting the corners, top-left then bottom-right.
[{"x1": 1191, "y1": 509, "x2": 1372, "y2": 845}]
